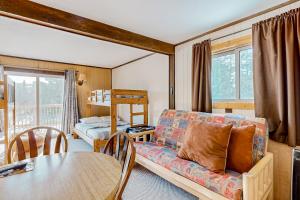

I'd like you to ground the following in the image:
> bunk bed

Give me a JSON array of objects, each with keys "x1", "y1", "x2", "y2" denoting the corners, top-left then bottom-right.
[
  {"x1": 72, "y1": 89, "x2": 148, "y2": 152},
  {"x1": 0, "y1": 72, "x2": 15, "y2": 165}
]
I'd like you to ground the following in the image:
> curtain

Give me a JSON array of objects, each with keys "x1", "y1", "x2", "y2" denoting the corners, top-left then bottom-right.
[
  {"x1": 252, "y1": 8, "x2": 300, "y2": 146},
  {"x1": 62, "y1": 70, "x2": 79, "y2": 135},
  {"x1": 192, "y1": 40, "x2": 212, "y2": 112}
]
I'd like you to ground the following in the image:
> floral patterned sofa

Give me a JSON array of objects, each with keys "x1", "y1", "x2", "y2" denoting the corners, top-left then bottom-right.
[{"x1": 133, "y1": 109, "x2": 273, "y2": 200}]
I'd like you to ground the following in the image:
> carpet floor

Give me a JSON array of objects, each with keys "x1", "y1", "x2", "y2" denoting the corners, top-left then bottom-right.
[{"x1": 68, "y1": 138, "x2": 197, "y2": 200}]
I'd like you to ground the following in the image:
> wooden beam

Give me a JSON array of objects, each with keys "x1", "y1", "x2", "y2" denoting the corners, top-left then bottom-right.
[
  {"x1": 113, "y1": 53, "x2": 156, "y2": 69},
  {"x1": 169, "y1": 55, "x2": 175, "y2": 109},
  {"x1": 4, "y1": 66, "x2": 65, "y2": 76},
  {"x1": 213, "y1": 101, "x2": 255, "y2": 110},
  {"x1": 212, "y1": 35, "x2": 252, "y2": 54},
  {"x1": 0, "y1": 54, "x2": 109, "y2": 70},
  {"x1": 0, "y1": 0, "x2": 174, "y2": 55}
]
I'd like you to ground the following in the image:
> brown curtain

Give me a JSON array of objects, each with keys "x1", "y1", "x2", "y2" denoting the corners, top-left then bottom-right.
[
  {"x1": 253, "y1": 8, "x2": 300, "y2": 146},
  {"x1": 192, "y1": 40, "x2": 212, "y2": 112}
]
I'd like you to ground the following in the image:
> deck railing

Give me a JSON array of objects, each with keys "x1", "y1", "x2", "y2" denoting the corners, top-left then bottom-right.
[{"x1": 14, "y1": 104, "x2": 63, "y2": 132}]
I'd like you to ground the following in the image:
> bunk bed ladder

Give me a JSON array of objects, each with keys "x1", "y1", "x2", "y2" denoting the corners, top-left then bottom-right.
[{"x1": 129, "y1": 104, "x2": 148, "y2": 127}]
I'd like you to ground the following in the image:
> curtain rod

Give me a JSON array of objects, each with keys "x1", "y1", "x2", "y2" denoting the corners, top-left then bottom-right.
[
  {"x1": 211, "y1": 27, "x2": 252, "y2": 42},
  {"x1": 1, "y1": 64, "x2": 80, "y2": 74},
  {"x1": 2, "y1": 65, "x2": 67, "y2": 76}
]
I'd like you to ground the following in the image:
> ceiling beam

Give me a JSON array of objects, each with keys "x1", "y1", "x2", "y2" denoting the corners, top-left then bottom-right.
[
  {"x1": 0, "y1": 0, "x2": 175, "y2": 55},
  {"x1": 113, "y1": 53, "x2": 156, "y2": 69}
]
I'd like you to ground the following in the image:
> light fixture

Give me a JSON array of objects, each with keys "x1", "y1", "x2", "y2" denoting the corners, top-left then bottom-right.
[{"x1": 77, "y1": 73, "x2": 87, "y2": 86}]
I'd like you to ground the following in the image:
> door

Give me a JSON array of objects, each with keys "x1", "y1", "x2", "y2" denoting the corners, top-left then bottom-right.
[{"x1": 9, "y1": 74, "x2": 64, "y2": 132}]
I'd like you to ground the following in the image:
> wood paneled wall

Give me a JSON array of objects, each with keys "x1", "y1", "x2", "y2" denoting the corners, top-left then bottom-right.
[
  {"x1": 0, "y1": 55, "x2": 111, "y2": 118},
  {"x1": 268, "y1": 140, "x2": 293, "y2": 200}
]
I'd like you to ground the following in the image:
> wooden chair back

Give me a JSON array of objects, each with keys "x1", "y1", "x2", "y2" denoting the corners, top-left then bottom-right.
[
  {"x1": 103, "y1": 132, "x2": 136, "y2": 200},
  {"x1": 7, "y1": 126, "x2": 68, "y2": 164}
]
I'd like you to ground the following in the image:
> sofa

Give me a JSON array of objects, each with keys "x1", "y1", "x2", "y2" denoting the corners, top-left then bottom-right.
[{"x1": 133, "y1": 109, "x2": 273, "y2": 200}]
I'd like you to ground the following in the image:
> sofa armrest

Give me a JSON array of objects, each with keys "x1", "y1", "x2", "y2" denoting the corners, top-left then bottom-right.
[
  {"x1": 242, "y1": 152, "x2": 273, "y2": 200},
  {"x1": 129, "y1": 130, "x2": 155, "y2": 142}
]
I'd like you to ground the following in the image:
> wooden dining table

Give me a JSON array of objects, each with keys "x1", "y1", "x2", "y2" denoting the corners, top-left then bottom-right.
[{"x1": 0, "y1": 152, "x2": 122, "y2": 200}]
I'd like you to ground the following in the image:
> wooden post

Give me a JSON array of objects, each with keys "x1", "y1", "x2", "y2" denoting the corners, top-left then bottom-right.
[
  {"x1": 3, "y1": 75, "x2": 8, "y2": 163},
  {"x1": 169, "y1": 54, "x2": 175, "y2": 109},
  {"x1": 129, "y1": 104, "x2": 133, "y2": 127},
  {"x1": 0, "y1": 0, "x2": 174, "y2": 55},
  {"x1": 143, "y1": 103, "x2": 148, "y2": 126},
  {"x1": 110, "y1": 103, "x2": 117, "y2": 134}
]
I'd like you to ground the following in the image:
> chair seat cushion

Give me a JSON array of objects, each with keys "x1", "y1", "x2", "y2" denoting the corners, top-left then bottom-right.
[{"x1": 135, "y1": 142, "x2": 242, "y2": 200}]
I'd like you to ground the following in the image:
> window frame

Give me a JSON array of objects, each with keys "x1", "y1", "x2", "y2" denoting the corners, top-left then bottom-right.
[
  {"x1": 212, "y1": 45, "x2": 253, "y2": 102},
  {"x1": 7, "y1": 71, "x2": 64, "y2": 130}
]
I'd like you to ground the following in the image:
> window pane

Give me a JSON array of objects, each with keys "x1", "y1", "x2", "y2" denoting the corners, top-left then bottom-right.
[
  {"x1": 240, "y1": 49, "x2": 254, "y2": 99},
  {"x1": 10, "y1": 75, "x2": 37, "y2": 132},
  {"x1": 212, "y1": 53, "x2": 236, "y2": 100},
  {"x1": 39, "y1": 77, "x2": 64, "y2": 129}
]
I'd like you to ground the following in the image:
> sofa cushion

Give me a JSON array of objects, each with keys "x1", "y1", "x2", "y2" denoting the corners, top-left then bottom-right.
[
  {"x1": 152, "y1": 109, "x2": 267, "y2": 164},
  {"x1": 135, "y1": 142, "x2": 242, "y2": 200},
  {"x1": 178, "y1": 121, "x2": 233, "y2": 174},
  {"x1": 226, "y1": 125, "x2": 256, "y2": 173}
]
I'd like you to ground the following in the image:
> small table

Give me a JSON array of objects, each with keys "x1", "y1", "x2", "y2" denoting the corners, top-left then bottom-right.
[{"x1": 0, "y1": 152, "x2": 122, "y2": 200}]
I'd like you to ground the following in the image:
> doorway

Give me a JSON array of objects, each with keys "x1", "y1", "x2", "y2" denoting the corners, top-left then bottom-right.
[{"x1": 9, "y1": 73, "x2": 64, "y2": 132}]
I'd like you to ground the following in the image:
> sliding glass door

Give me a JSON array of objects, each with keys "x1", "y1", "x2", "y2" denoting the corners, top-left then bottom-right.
[
  {"x1": 10, "y1": 75, "x2": 36, "y2": 132},
  {"x1": 9, "y1": 74, "x2": 64, "y2": 132},
  {"x1": 39, "y1": 77, "x2": 64, "y2": 129}
]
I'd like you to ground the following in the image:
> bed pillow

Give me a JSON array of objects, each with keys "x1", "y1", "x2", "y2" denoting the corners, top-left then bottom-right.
[
  {"x1": 99, "y1": 116, "x2": 121, "y2": 122},
  {"x1": 177, "y1": 121, "x2": 233, "y2": 174},
  {"x1": 80, "y1": 116, "x2": 102, "y2": 124},
  {"x1": 80, "y1": 116, "x2": 122, "y2": 124},
  {"x1": 226, "y1": 125, "x2": 256, "y2": 173}
]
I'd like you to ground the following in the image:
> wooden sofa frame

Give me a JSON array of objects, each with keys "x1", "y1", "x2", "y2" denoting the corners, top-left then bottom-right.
[
  {"x1": 133, "y1": 131, "x2": 274, "y2": 200},
  {"x1": 73, "y1": 89, "x2": 149, "y2": 152}
]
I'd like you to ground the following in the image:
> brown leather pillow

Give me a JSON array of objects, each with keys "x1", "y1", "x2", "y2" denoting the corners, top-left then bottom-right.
[
  {"x1": 226, "y1": 125, "x2": 256, "y2": 173},
  {"x1": 177, "y1": 121, "x2": 233, "y2": 174}
]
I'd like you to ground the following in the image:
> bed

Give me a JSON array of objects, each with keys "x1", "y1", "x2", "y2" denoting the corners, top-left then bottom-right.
[
  {"x1": 72, "y1": 89, "x2": 149, "y2": 152},
  {"x1": 74, "y1": 120, "x2": 130, "y2": 140}
]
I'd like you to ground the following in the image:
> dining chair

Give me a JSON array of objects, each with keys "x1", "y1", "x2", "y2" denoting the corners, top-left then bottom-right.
[
  {"x1": 103, "y1": 132, "x2": 136, "y2": 200},
  {"x1": 7, "y1": 126, "x2": 68, "y2": 164}
]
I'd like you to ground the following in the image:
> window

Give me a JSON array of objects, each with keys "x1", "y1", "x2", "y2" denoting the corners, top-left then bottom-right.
[
  {"x1": 212, "y1": 47, "x2": 253, "y2": 101},
  {"x1": 9, "y1": 74, "x2": 64, "y2": 132}
]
